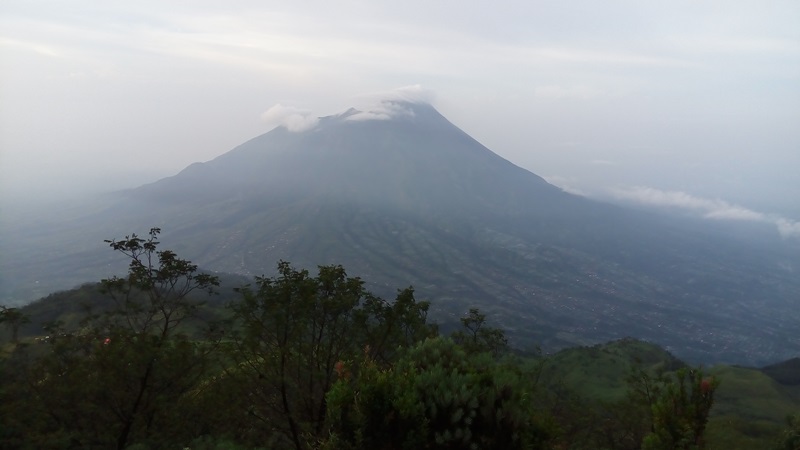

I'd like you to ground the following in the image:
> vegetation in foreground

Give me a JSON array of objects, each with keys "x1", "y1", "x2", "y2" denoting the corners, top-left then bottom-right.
[{"x1": 0, "y1": 228, "x2": 797, "y2": 449}]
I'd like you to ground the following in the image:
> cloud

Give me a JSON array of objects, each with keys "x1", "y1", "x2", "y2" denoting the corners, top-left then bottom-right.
[
  {"x1": 345, "y1": 102, "x2": 416, "y2": 122},
  {"x1": 372, "y1": 84, "x2": 436, "y2": 104},
  {"x1": 666, "y1": 35, "x2": 800, "y2": 56},
  {"x1": 704, "y1": 206, "x2": 765, "y2": 222},
  {"x1": 542, "y1": 175, "x2": 588, "y2": 196},
  {"x1": 534, "y1": 84, "x2": 604, "y2": 100},
  {"x1": 610, "y1": 186, "x2": 800, "y2": 239},
  {"x1": 0, "y1": 37, "x2": 62, "y2": 58},
  {"x1": 260, "y1": 104, "x2": 318, "y2": 132},
  {"x1": 777, "y1": 219, "x2": 800, "y2": 239},
  {"x1": 346, "y1": 85, "x2": 436, "y2": 122},
  {"x1": 260, "y1": 86, "x2": 435, "y2": 127},
  {"x1": 610, "y1": 186, "x2": 754, "y2": 217},
  {"x1": 589, "y1": 159, "x2": 618, "y2": 166}
]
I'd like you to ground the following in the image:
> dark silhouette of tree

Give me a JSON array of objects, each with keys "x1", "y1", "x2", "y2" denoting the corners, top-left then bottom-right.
[
  {"x1": 775, "y1": 413, "x2": 800, "y2": 450},
  {"x1": 0, "y1": 305, "x2": 30, "y2": 343},
  {"x1": 226, "y1": 261, "x2": 433, "y2": 449},
  {"x1": 16, "y1": 228, "x2": 220, "y2": 449},
  {"x1": 451, "y1": 307, "x2": 508, "y2": 357}
]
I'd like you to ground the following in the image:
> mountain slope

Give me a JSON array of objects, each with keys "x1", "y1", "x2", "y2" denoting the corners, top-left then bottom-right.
[{"x1": 1, "y1": 100, "x2": 798, "y2": 365}]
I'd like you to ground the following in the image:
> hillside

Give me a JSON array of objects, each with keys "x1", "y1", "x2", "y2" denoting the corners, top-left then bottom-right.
[
  {"x1": 536, "y1": 339, "x2": 800, "y2": 450},
  {"x1": 4, "y1": 281, "x2": 799, "y2": 449}
]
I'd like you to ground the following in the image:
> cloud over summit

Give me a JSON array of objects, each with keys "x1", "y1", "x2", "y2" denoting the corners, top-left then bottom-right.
[
  {"x1": 346, "y1": 85, "x2": 436, "y2": 122},
  {"x1": 260, "y1": 86, "x2": 436, "y2": 127},
  {"x1": 345, "y1": 102, "x2": 416, "y2": 122},
  {"x1": 260, "y1": 104, "x2": 319, "y2": 132}
]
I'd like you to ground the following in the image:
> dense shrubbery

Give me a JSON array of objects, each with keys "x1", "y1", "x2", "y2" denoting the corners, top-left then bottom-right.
[
  {"x1": 324, "y1": 336, "x2": 552, "y2": 450},
  {"x1": 0, "y1": 230, "x2": 727, "y2": 449}
]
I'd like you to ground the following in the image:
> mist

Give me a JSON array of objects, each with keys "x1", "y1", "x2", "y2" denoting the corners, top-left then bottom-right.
[{"x1": 1, "y1": 0, "x2": 798, "y2": 220}]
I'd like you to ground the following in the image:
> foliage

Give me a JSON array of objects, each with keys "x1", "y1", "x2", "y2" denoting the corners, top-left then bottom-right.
[
  {"x1": 324, "y1": 336, "x2": 553, "y2": 450},
  {"x1": 100, "y1": 227, "x2": 220, "y2": 336},
  {"x1": 775, "y1": 413, "x2": 800, "y2": 450},
  {"x1": 532, "y1": 341, "x2": 723, "y2": 450},
  {"x1": 224, "y1": 261, "x2": 434, "y2": 449},
  {"x1": 0, "y1": 305, "x2": 30, "y2": 343},
  {"x1": 629, "y1": 367, "x2": 718, "y2": 450},
  {"x1": 450, "y1": 308, "x2": 508, "y2": 357},
  {"x1": 4, "y1": 228, "x2": 791, "y2": 450},
  {"x1": 0, "y1": 228, "x2": 221, "y2": 450}
]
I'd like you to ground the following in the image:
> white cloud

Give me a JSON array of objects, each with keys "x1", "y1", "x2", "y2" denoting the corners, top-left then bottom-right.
[
  {"x1": 346, "y1": 85, "x2": 436, "y2": 122},
  {"x1": 374, "y1": 84, "x2": 436, "y2": 104},
  {"x1": 611, "y1": 187, "x2": 725, "y2": 212},
  {"x1": 0, "y1": 37, "x2": 62, "y2": 58},
  {"x1": 534, "y1": 84, "x2": 604, "y2": 100},
  {"x1": 704, "y1": 207, "x2": 765, "y2": 222},
  {"x1": 666, "y1": 35, "x2": 800, "y2": 56},
  {"x1": 610, "y1": 186, "x2": 800, "y2": 239},
  {"x1": 527, "y1": 47, "x2": 693, "y2": 68},
  {"x1": 589, "y1": 159, "x2": 618, "y2": 166},
  {"x1": 542, "y1": 175, "x2": 588, "y2": 196},
  {"x1": 260, "y1": 104, "x2": 318, "y2": 132},
  {"x1": 776, "y1": 219, "x2": 800, "y2": 239},
  {"x1": 346, "y1": 102, "x2": 415, "y2": 122}
]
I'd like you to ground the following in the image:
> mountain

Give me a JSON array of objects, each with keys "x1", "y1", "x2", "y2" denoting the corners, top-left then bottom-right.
[
  {"x1": 133, "y1": 102, "x2": 569, "y2": 215},
  {"x1": 2, "y1": 100, "x2": 799, "y2": 365}
]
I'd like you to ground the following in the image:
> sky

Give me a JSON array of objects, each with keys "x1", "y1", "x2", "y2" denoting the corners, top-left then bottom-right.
[{"x1": 1, "y1": 1, "x2": 799, "y2": 229}]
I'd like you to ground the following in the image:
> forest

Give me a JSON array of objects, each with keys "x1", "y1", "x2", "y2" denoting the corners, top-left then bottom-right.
[{"x1": 1, "y1": 228, "x2": 798, "y2": 450}]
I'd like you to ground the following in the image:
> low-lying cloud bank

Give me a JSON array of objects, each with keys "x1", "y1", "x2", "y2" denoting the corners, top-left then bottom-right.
[{"x1": 610, "y1": 186, "x2": 800, "y2": 239}]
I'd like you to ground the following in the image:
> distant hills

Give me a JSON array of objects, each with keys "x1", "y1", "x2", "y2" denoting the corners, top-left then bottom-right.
[
  {"x1": 538, "y1": 338, "x2": 800, "y2": 449},
  {"x1": 1, "y1": 100, "x2": 798, "y2": 365}
]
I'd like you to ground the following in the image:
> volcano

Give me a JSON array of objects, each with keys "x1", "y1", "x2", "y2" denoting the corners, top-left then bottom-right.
[{"x1": 3, "y1": 100, "x2": 799, "y2": 365}]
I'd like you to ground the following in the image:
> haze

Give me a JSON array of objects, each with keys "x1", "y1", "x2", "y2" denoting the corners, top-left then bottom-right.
[{"x1": 1, "y1": 1, "x2": 799, "y2": 224}]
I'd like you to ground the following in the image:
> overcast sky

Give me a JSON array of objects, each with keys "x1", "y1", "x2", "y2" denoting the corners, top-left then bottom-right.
[{"x1": 1, "y1": 1, "x2": 799, "y2": 224}]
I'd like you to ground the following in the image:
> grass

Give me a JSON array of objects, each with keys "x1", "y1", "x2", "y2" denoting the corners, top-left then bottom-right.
[
  {"x1": 709, "y1": 365, "x2": 799, "y2": 423},
  {"x1": 536, "y1": 339, "x2": 800, "y2": 449},
  {"x1": 539, "y1": 338, "x2": 682, "y2": 402}
]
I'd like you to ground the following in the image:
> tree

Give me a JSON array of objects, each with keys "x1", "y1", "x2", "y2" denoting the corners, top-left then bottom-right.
[
  {"x1": 100, "y1": 227, "x2": 221, "y2": 449},
  {"x1": 359, "y1": 284, "x2": 438, "y2": 363},
  {"x1": 451, "y1": 308, "x2": 508, "y2": 357},
  {"x1": 101, "y1": 227, "x2": 219, "y2": 336},
  {"x1": 226, "y1": 261, "x2": 433, "y2": 449},
  {"x1": 0, "y1": 305, "x2": 30, "y2": 343},
  {"x1": 775, "y1": 413, "x2": 800, "y2": 450},
  {"x1": 627, "y1": 366, "x2": 719, "y2": 450},
  {"x1": 324, "y1": 337, "x2": 553, "y2": 450},
  {"x1": 20, "y1": 228, "x2": 221, "y2": 449}
]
